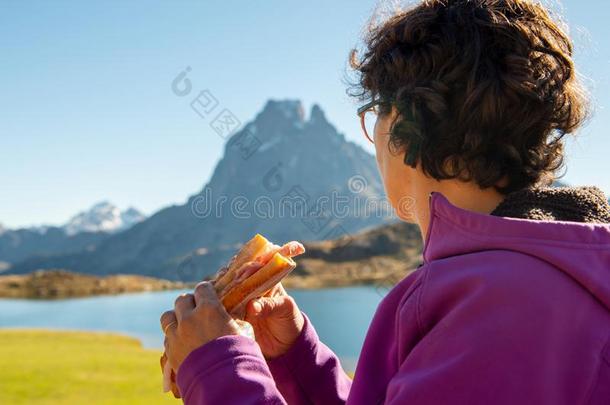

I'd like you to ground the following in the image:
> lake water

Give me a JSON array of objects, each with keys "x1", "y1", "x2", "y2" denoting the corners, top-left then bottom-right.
[{"x1": 0, "y1": 286, "x2": 388, "y2": 371}]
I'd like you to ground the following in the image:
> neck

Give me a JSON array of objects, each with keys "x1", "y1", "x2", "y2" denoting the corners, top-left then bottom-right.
[{"x1": 413, "y1": 181, "x2": 507, "y2": 243}]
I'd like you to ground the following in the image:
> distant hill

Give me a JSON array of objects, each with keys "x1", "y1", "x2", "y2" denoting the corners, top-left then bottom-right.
[
  {"x1": 0, "y1": 203, "x2": 145, "y2": 267},
  {"x1": 0, "y1": 227, "x2": 107, "y2": 267},
  {"x1": 7, "y1": 100, "x2": 387, "y2": 280},
  {"x1": 286, "y1": 220, "x2": 423, "y2": 289},
  {"x1": 0, "y1": 270, "x2": 187, "y2": 299}
]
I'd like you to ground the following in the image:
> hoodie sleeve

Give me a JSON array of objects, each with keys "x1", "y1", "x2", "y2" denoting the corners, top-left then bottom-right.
[
  {"x1": 266, "y1": 311, "x2": 352, "y2": 404},
  {"x1": 175, "y1": 312, "x2": 351, "y2": 405},
  {"x1": 176, "y1": 335, "x2": 288, "y2": 405}
]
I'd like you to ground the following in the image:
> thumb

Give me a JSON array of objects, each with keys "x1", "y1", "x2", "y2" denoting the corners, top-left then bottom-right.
[{"x1": 247, "y1": 296, "x2": 286, "y2": 318}]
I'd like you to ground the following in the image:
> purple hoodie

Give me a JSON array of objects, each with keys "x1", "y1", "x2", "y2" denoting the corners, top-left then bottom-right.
[{"x1": 176, "y1": 190, "x2": 610, "y2": 404}]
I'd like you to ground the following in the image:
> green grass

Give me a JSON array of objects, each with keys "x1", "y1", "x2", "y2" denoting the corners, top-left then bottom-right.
[
  {"x1": 0, "y1": 329, "x2": 176, "y2": 405},
  {"x1": 0, "y1": 329, "x2": 357, "y2": 404}
]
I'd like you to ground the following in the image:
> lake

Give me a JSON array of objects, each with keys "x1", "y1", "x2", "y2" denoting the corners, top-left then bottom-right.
[{"x1": 0, "y1": 286, "x2": 388, "y2": 371}]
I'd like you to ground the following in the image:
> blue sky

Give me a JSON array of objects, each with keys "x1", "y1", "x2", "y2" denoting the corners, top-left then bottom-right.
[{"x1": 1, "y1": 0, "x2": 609, "y2": 228}]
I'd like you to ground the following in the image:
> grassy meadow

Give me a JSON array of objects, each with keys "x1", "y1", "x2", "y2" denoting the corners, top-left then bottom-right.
[
  {"x1": 0, "y1": 329, "x2": 356, "y2": 404},
  {"x1": 0, "y1": 329, "x2": 176, "y2": 405}
]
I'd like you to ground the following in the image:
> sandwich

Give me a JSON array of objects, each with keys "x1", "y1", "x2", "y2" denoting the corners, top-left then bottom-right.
[
  {"x1": 161, "y1": 234, "x2": 305, "y2": 397},
  {"x1": 214, "y1": 234, "x2": 305, "y2": 318}
]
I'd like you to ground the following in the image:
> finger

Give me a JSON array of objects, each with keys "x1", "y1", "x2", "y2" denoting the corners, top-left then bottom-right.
[
  {"x1": 263, "y1": 282, "x2": 287, "y2": 298},
  {"x1": 194, "y1": 281, "x2": 232, "y2": 320},
  {"x1": 275, "y1": 283, "x2": 288, "y2": 296},
  {"x1": 174, "y1": 293, "x2": 195, "y2": 321},
  {"x1": 170, "y1": 373, "x2": 181, "y2": 399},
  {"x1": 278, "y1": 241, "x2": 306, "y2": 258},
  {"x1": 160, "y1": 352, "x2": 167, "y2": 370},
  {"x1": 194, "y1": 281, "x2": 222, "y2": 307},
  {"x1": 160, "y1": 310, "x2": 178, "y2": 334},
  {"x1": 161, "y1": 353, "x2": 172, "y2": 392},
  {"x1": 246, "y1": 299, "x2": 261, "y2": 317},
  {"x1": 254, "y1": 241, "x2": 305, "y2": 268},
  {"x1": 211, "y1": 266, "x2": 227, "y2": 291},
  {"x1": 214, "y1": 265, "x2": 229, "y2": 281}
]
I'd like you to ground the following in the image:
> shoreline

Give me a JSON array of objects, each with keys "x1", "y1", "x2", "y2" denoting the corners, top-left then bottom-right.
[
  {"x1": 0, "y1": 267, "x2": 409, "y2": 299},
  {"x1": 0, "y1": 280, "x2": 388, "y2": 301},
  {"x1": 0, "y1": 270, "x2": 190, "y2": 300}
]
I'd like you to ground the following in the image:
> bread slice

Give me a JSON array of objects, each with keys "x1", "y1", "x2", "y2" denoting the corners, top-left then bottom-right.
[{"x1": 214, "y1": 234, "x2": 270, "y2": 293}]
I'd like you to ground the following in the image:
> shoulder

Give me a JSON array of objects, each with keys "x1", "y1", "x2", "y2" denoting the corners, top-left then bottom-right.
[
  {"x1": 427, "y1": 249, "x2": 561, "y2": 294},
  {"x1": 381, "y1": 263, "x2": 428, "y2": 316},
  {"x1": 398, "y1": 250, "x2": 571, "y2": 329}
]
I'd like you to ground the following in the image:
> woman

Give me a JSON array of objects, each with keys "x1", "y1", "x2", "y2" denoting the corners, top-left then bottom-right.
[{"x1": 160, "y1": 1, "x2": 610, "y2": 404}]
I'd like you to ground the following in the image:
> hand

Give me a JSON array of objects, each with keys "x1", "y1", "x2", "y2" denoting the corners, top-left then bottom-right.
[
  {"x1": 160, "y1": 281, "x2": 240, "y2": 373},
  {"x1": 159, "y1": 352, "x2": 180, "y2": 398},
  {"x1": 244, "y1": 283, "x2": 305, "y2": 360}
]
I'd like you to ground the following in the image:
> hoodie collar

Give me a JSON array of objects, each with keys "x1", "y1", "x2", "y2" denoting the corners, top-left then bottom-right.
[
  {"x1": 423, "y1": 188, "x2": 610, "y2": 264},
  {"x1": 489, "y1": 185, "x2": 610, "y2": 223},
  {"x1": 422, "y1": 188, "x2": 610, "y2": 310}
]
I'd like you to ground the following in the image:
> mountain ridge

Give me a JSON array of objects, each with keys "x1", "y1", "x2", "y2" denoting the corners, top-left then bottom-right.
[{"x1": 7, "y1": 100, "x2": 388, "y2": 280}]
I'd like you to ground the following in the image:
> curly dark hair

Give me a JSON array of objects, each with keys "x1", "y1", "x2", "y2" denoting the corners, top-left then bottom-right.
[{"x1": 348, "y1": 0, "x2": 590, "y2": 194}]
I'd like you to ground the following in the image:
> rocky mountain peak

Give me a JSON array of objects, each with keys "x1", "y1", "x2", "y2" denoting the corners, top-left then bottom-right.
[
  {"x1": 309, "y1": 103, "x2": 328, "y2": 124},
  {"x1": 64, "y1": 202, "x2": 145, "y2": 236},
  {"x1": 258, "y1": 99, "x2": 305, "y2": 123},
  {"x1": 199, "y1": 100, "x2": 385, "y2": 251}
]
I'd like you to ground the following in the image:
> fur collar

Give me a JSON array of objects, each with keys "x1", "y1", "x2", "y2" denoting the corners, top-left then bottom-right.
[{"x1": 489, "y1": 185, "x2": 610, "y2": 224}]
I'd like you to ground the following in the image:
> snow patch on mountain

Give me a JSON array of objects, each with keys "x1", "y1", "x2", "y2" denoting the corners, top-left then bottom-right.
[{"x1": 63, "y1": 202, "x2": 146, "y2": 236}]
